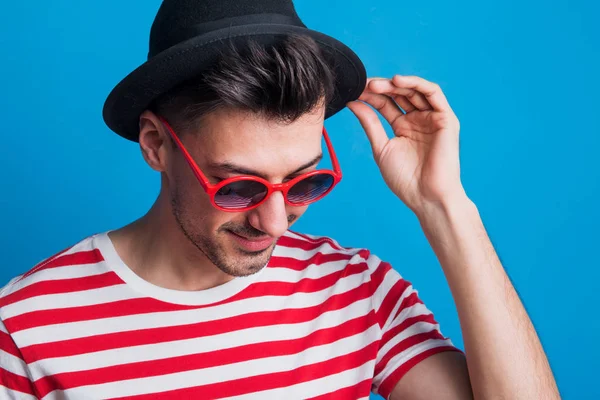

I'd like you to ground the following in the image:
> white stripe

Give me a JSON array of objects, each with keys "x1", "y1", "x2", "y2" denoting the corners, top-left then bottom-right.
[
  {"x1": 0, "y1": 387, "x2": 36, "y2": 400},
  {"x1": 0, "y1": 242, "x2": 99, "y2": 300},
  {"x1": 29, "y1": 297, "x2": 374, "y2": 379},
  {"x1": 222, "y1": 360, "x2": 376, "y2": 400},
  {"x1": 377, "y1": 319, "x2": 439, "y2": 362},
  {"x1": 14, "y1": 236, "x2": 96, "y2": 281},
  {"x1": 264, "y1": 255, "x2": 371, "y2": 282},
  {"x1": 14, "y1": 268, "x2": 370, "y2": 347},
  {"x1": 371, "y1": 262, "x2": 410, "y2": 329},
  {"x1": 2, "y1": 284, "x2": 138, "y2": 320},
  {"x1": 281, "y1": 230, "x2": 307, "y2": 240},
  {"x1": 272, "y1": 239, "x2": 361, "y2": 260},
  {"x1": 286, "y1": 232, "x2": 350, "y2": 252},
  {"x1": 384, "y1": 302, "x2": 435, "y2": 343},
  {"x1": 0, "y1": 276, "x2": 23, "y2": 298},
  {"x1": 5, "y1": 262, "x2": 110, "y2": 292},
  {"x1": 47, "y1": 325, "x2": 380, "y2": 400},
  {"x1": 0, "y1": 350, "x2": 29, "y2": 378},
  {"x1": 0, "y1": 319, "x2": 8, "y2": 335},
  {"x1": 381, "y1": 283, "x2": 418, "y2": 332},
  {"x1": 365, "y1": 253, "x2": 384, "y2": 272}
]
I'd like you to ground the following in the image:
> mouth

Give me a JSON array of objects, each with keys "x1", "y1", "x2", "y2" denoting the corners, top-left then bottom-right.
[{"x1": 226, "y1": 230, "x2": 275, "y2": 253}]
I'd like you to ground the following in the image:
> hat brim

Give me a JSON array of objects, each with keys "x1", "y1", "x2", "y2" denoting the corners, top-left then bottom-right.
[{"x1": 102, "y1": 23, "x2": 367, "y2": 142}]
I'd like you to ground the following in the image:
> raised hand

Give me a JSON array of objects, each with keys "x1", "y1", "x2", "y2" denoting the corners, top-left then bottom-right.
[{"x1": 347, "y1": 75, "x2": 467, "y2": 216}]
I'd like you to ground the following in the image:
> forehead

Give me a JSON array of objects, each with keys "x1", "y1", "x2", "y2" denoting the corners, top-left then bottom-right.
[{"x1": 190, "y1": 107, "x2": 326, "y2": 172}]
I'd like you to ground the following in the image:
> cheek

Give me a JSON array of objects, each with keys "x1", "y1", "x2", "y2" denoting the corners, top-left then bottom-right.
[
  {"x1": 172, "y1": 167, "x2": 253, "y2": 234},
  {"x1": 177, "y1": 197, "x2": 232, "y2": 238},
  {"x1": 171, "y1": 172, "x2": 217, "y2": 224},
  {"x1": 171, "y1": 163, "x2": 211, "y2": 205}
]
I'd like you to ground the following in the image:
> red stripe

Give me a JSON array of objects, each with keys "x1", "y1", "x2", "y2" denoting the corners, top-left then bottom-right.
[
  {"x1": 305, "y1": 378, "x2": 372, "y2": 400},
  {"x1": 0, "y1": 272, "x2": 124, "y2": 308},
  {"x1": 109, "y1": 342, "x2": 379, "y2": 400},
  {"x1": 269, "y1": 250, "x2": 364, "y2": 271},
  {"x1": 0, "y1": 330, "x2": 21, "y2": 359},
  {"x1": 287, "y1": 231, "x2": 347, "y2": 251},
  {"x1": 381, "y1": 313, "x2": 438, "y2": 350},
  {"x1": 19, "y1": 247, "x2": 72, "y2": 281},
  {"x1": 396, "y1": 291, "x2": 424, "y2": 318},
  {"x1": 34, "y1": 314, "x2": 378, "y2": 397},
  {"x1": 5, "y1": 297, "x2": 196, "y2": 334},
  {"x1": 231, "y1": 261, "x2": 369, "y2": 300},
  {"x1": 20, "y1": 249, "x2": 104, "y2": 281},
  {"x1": 278, "y1": 234, "x2": 348, "y2": 252},
  {"x1": 0, "y1": 368, "x2": 35, "y2": 396},
  {"x1": 375, "y1": 272, "x2": 411, "y2": 329},
  {"x1": 277, "y1": 235, "x2": 326, "y2": 251},
  {"x1": 379, "y1": 290, "x2": 426, "y2": 341},
  {"x1": 368, "y1": 261, "x2": 391, "y2": 298},
  {"x1": 21, "y1": 279, "x2": 373, "y2": 363},
  {"x1": 377, "y1": 346, "x2": 463, "y2": 399},
  {"x1": 374, "y1": 330, "x2": 448, "y2": 377},
  {"x1": 7, "y1": 262, "x2": 370, "y2": 333}
]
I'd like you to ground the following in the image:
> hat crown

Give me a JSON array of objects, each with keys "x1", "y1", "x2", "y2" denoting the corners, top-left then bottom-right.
[
  {"x1": 103, "y1": 0, "x2": 366, "y2": 141},
  {"x1": 149, "y1": 0, "x2": 305, "y2": 57}
]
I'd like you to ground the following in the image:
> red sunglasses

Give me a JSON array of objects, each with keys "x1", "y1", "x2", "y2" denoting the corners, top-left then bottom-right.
[{"x1": 159, "y1": 116, "x2": 342, "y2": 212}]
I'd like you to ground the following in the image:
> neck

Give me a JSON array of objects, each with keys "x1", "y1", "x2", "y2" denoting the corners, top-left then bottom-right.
[{"x1": 108, "y1": 192, "x2": 235, "y2": 291}]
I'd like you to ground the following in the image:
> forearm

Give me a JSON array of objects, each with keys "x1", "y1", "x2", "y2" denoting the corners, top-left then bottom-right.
[{"x1": 417, "y1": 195, "x2": 560, "y2": 400}]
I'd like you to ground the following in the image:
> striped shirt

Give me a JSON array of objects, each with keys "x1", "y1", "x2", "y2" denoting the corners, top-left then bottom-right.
[{"x1": 0, "y1": 230, "x2": 460, "y2": 399}]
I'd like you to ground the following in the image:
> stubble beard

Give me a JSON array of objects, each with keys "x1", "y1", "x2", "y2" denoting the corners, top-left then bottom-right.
[{"x1": 170, "y1": 188, "x2": 274, "y2": 278}]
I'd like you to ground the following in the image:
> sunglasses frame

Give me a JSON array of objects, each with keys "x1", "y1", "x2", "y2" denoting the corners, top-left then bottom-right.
[{"x1": 158, "y1": 116, "x2": 343, "y2": 212}]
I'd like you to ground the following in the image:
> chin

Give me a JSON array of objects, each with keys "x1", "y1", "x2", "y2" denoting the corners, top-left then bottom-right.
[
  {"x1": 222, "y1": 261, "x2": 266, "y2": 278},
  {"x1": 221, "y1": 246, "x2": 274, "y2": 277}
]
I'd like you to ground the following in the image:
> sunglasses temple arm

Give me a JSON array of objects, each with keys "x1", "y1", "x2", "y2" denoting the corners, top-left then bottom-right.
[
  {"x1": 158, "y1": 117, "x2": 211, "y2": 192},
  {"x1": 323, "y1": 127, "x2": 342, "y2": 177}
]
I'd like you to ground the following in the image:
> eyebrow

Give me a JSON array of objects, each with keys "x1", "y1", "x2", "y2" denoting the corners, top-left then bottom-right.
[{"x1": 207, "y1": 153, "x2": 324, "y2": 180}]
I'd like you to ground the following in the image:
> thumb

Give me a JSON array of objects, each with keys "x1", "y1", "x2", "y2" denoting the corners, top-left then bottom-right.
[{"x1": 346, "y1": 101, "x2": 389, "y2": 160}]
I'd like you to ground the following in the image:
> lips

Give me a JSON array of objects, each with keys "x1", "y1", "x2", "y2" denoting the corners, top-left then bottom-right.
[{"x1": 227, "y1": 230, "x2": 275, "y2": 252}]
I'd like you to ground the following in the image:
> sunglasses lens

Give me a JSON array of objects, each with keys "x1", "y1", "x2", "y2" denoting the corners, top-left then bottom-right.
[
  {"x1": 287, "y1": 173, "x2": 335, "y2": 205},
  {"x1": 214, "y1": 180, "x2": 268, "y2": 209}
]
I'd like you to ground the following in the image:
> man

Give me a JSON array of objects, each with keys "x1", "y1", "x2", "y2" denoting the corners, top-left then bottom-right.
[{"x1": 0, "y1": 0, "x2": 560, "y2": 399}]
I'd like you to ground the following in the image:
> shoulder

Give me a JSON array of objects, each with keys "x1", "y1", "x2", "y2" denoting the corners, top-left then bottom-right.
[
  {"x1": 276, "y1": 230, "x2": 413, "y2": 299},
  {"x1": 0, "y1": 233, "x2": 107, "y2": 325},
  {"x1": 273, "y1": 230, "x2": 392, "y2": 276}
]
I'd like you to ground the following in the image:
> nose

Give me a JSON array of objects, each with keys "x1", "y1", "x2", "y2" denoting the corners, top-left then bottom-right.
[{"x1": 247, "y1": 191, "x2": 289, "y2": 238}]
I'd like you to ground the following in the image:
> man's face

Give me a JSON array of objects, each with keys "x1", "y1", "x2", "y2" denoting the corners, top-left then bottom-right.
[{"x1": 167, "y1": 105, "x2": 326, "y2": 277}]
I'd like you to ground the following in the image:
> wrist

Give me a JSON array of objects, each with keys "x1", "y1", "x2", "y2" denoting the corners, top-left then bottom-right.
[
  {"x1": 416, "y1": 190, "x2": 477, "y2": 224},
  {"x1": 416, "y1": 193, "x2": 482, "y2": 256}
]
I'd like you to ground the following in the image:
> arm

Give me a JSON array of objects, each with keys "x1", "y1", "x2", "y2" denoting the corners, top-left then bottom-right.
[
  {"x1": 347, "y1": 74, "x2": 560, "y2": 400},
  {"x1": 391, "y1": 196, "x2": 560, "y2": 399}
]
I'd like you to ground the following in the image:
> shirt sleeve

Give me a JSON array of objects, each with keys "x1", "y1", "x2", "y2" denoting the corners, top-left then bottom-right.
[
  {"x1": 368, "y1": 256, "x2": 463, "y2": 399},
  {"x1": 0, "y1": 317, "x2": 37, "y2": 399}
]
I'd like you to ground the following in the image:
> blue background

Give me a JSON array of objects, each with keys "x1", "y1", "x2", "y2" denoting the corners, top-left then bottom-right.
[{"x1": 1, "y1": 0, "x2": 598, "y2": 398}]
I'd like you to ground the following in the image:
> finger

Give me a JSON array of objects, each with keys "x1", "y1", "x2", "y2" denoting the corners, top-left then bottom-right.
[
  {"x1": 368, "y1": 79, "x2": 432, "y2": 111},
  {"x1": 365, "y1": 80, "x2": 415, "y2": 112},
  {"x1": 346, "y1": 100, "x2": 389, "y2": 159},
  {"x1": 392, "y1": 94, "x2": 415, "y2": 113},
  {"x1": 366, "y1": 77, "x2": 388, "y2": 85},
  {"x1": 391, "y1": 75, "x2": 452, "y2": 112},
  {"x1": 358, "y1": 91, "x2": 404, "y2": 128}
]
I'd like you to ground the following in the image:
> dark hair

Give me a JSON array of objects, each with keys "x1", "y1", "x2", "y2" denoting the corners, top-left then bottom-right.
[{"x1": 149, "y1": 34, "x2": 337, "y2": 134}]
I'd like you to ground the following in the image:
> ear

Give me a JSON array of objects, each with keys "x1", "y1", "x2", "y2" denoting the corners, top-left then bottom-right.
[{"x1": 138, "y1": 110, "x2": 172, "y2": 172}]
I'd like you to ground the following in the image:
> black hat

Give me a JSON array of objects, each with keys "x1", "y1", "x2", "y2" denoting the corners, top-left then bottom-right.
[{"x1": 102, "y1": 0, "x2": 367, "y2": 142}]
